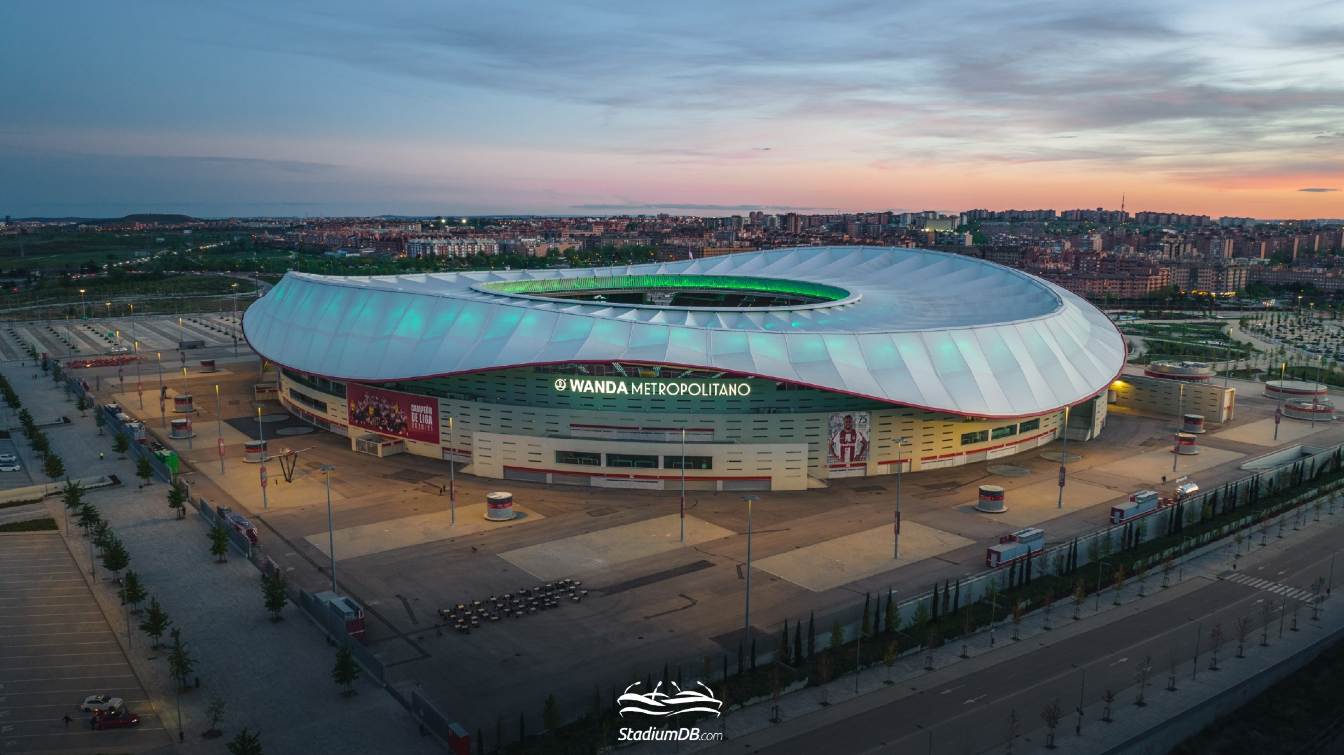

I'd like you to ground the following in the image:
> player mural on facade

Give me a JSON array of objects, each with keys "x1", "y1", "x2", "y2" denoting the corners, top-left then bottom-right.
[{"x1": 827, "y1": 412, "x2": 870, "y2": 466}]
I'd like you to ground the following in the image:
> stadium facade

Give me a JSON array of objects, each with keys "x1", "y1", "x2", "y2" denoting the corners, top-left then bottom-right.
[{"x1": 242, "y1": 246, "x2": 1126, "y2": 491}]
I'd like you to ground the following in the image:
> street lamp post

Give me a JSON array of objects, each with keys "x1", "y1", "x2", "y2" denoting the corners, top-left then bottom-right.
[
  {"x1": 894, "y1": 435, "x2": 910, "y2": 559},
  {"x1": 156, "y1": 352, "x2": 165, "y2": 428},
  {"x1": 133, "y1": 340, "x2": 143, "y2": 409},
  {"x1": 1057, "y1": 406, "x2": 1070, "y2": 510},
  {"x1": 256, "y1": 405, "x2": 264, "y2": 443},
  {"x1": 447, "y1": 417, "x2": 456, "y2": 526},
  {"x1": 1172, "y1": 383, "x2": 1184, "y2": 473},
  {"x1": 321, "y1": 464, "x2": 337, "y2": 593},
  {"x1": 743, "y1": 495, "x2": 757, "y2": 638},
  {"x1": 79, "y1": 288, "x2": 86, "y2": 319},
  {"x1": 680, "y1": 427, "x2": 687, "y2": 543},
  {"x1": 231, "y1": 283, "x2": 240, "y2": 356},
  {"x1": 215, "y1": 385, "x2": 224, "y2": 475}
]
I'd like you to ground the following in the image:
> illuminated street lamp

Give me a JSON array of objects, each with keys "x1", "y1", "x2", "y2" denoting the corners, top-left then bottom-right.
[
  {"x1": 743, "y1": 495, "x2": 758, "y2": 638},
  {"x1": 894, "y1": 436, "x2": 910, "y2": 558},
  {"x1": 321, "y1": 464, "x2": 337, "y2": 593}
]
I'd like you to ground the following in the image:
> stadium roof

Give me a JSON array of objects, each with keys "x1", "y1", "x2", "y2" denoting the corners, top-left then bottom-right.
[{"x1": 243, "y1": 246, "x2": 1126, "y2": 418}]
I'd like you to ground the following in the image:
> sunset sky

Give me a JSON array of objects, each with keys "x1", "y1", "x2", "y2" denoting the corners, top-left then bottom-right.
[{"x1": 2, "y1": 0, "x2": 1342, "y2": 218}]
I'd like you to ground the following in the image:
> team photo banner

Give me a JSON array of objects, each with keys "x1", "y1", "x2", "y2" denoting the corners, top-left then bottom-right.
[{"x1": 346, "y1": 383, "x2": 440, "y2": 444}]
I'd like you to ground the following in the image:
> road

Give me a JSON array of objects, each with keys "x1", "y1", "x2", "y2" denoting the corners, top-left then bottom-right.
[{"x1": 727, "y1": 519, "x2": 1344, "y2": 755}]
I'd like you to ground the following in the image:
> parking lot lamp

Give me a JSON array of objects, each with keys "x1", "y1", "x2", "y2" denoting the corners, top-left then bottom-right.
[
  {"x1": 447, "y1": 417, "x2": 456, "y2": 526},
  {"x1": 1057, "y1": 406, "x2": 1070, "y2": 509},
  {"x1": 743, "y1": 495, "x2": 758, "y2": 638},
  {"x1": 322, "y1": 464, "x2": 337, "y2": 593},
  {"x1": 894, "y1": 436, "x2": 910, "y2": 558},
  {"x1": 216, "y1": 385, "x2": 224, "y2": 475},
  {"x1": 680, "y1": 427, "x2": 687, "y2": 543}
]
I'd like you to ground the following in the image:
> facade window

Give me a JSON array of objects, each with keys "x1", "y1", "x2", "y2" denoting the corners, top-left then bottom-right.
[
  {"x1": 960, "y1": 430, "x2": 989, "y2": 445},
  {"x1": 991, "y1": 424, "x2": 1018, "y2": 440},
  {"x1": 1019, "y1": 418, "x2": 1041, "y2": 433},
  {"x1": 606, "y1": 453, "x2": 659, "y2": 469},
  {"x1": 664, "y1": 455, "x2": 713, "y2": 470},
  {"x1": 283, "y1": 368, "x2": 346, "y2": 398},
  {"x1": 555, "y1": 450, "x2": 601, "y2": 466},
  {"x1": 288, "y1": 388, "x2": 328, "y2": 413}
]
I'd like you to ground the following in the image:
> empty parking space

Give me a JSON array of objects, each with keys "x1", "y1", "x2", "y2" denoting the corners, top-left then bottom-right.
[{"x1": 0, "y1": 532, "x2": 169, "y2": 753}]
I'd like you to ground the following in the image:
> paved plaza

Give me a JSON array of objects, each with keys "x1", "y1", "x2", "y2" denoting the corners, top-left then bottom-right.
[{"x1": 755, "y1": 521, "x2": 972, "y2": 592}]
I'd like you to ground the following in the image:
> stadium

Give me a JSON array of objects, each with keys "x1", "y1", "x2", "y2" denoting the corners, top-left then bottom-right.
[{"x1": 241, "y1": 246, "x2": 1127, "y2": 491}]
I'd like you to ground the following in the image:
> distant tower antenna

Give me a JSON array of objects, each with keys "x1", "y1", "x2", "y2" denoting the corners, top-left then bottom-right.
[{"x1": 1121, "y1": 193, "x2": 1126, "y2": 215}]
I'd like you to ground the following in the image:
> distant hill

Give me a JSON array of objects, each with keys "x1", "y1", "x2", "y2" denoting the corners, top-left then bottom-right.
[{"x1": 12, "y1": 213, "x2": 196, "y2": 225}]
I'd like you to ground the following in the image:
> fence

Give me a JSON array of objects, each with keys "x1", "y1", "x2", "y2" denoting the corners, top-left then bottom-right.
[
  {"x1": 73, "y1": 376, "x2": 175, "y2": 484},
  {"x1": 191, "y1": 496, "x2": 256, "y2": 560}
]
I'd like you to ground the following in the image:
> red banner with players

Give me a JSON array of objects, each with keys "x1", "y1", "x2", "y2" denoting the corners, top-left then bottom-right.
[{"x1": 346, "y1": 383, "x2": 440, "y2": 444}]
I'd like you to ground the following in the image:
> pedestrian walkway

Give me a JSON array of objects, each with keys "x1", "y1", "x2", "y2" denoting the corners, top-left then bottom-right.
[
  {"x1": 1222, "y1": 571, "x2": 1320, "y2": 603},
  {"x1": 0, "y1": 364, "x2": 441, "y2": 755}
]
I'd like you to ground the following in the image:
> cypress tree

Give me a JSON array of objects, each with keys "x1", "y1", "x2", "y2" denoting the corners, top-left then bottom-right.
[
  {"x1": 861, "y1": 593, "x2": 872, "y2": 637},
  {"x1": 780, "y1": 620, "x2": 790, "y2": 665},
  {"x1": 941, "y1": 581, "x2": 951, "y2": 615},
  {"x1": 793, "y1": 618, "x2": 803, "y2": 663},
  {"x1": 953, "y1": 579, "x2": 961, "y2": 612},
  {"x1": 807, "y1": 612, "x2": 816, "y2": 660},
  {"x1": 931, "y1": 582, "x2": 940, "y2": 622}
]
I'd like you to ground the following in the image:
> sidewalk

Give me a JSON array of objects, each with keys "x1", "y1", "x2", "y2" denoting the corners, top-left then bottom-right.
[
  {"x1": 3, "y1": 365, "x2": 442, "y2": 755},
  {"x1": 635, "y1": 500, "x2": 1343, "y2": 754}
]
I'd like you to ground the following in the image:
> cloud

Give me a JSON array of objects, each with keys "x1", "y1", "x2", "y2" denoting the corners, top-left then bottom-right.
[{"x1": 1298, "y1": 187, "x2": 1340, "y2": 192}]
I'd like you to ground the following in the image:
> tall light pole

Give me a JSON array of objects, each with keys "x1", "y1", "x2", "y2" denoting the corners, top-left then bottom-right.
[
  {"x1": 133, "y1": 340, "x2": 143, "y2": 409},
  {"x1": 231, "y1": 282, "x2": 240, "y2": 356},
  {"x1": 156, "y1": 352, "x2": 165, "y2": 428},
  {"x1": 743, "y1": 495, "x2": 757, "y2": 638},
  {"x1": 894, "y1": 435, "x2": 910, "y2": 559},
  {"x1": 178, "y1": 317, "x2": 184, "y2": 348},
  {"x1": 1056, "y1": 405, "x2": 1070, "y2": 509},
  {"x1": 1172, "y1": 383, "x2": 1184, "y2": 473},
  {"x1": 1275, "y1": 361, "x2": 1287, "y2": 440},
  {"x1": 321, "y1": 464, "x2": 337, "y2": 593},
  {"x1": 256, "y1": 405, "x2": 264, "y2": 444},
  {"x1": 447, "y1": 417, "x2": 456, "y2": 526},
  {"x1": 680, "y1": 427, "x2": 687, "y2": 543},
  {"x1": 215, "y1": 384, "x2": 224, "y2": 475},
  {"x1": 79, "y1": 288, "x2": 86, "y2": 319}
]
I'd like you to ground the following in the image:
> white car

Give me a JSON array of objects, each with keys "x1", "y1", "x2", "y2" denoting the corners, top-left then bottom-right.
[
  {"x1": 109, "y1": 346, "x2": 130, "y2": 354},
  {"x1": 0, "y1": 461, "x2": 20, "y2": 473},
  {"x1": 80, "y1": 695, "x2": 123, "y2": 713},
  {"x1": 0, "y1": 453, "x2": 15, "y2": 463}
]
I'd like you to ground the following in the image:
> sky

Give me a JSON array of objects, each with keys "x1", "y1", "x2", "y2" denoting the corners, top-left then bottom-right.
[{"x1": 1, "y1": 0, "x2": 1342, "y2": 219}]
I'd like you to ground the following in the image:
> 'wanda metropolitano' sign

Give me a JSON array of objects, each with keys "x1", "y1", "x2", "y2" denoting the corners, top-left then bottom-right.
[{"x1": 552, "y1": 377, "x2": 752, "y2": 398}]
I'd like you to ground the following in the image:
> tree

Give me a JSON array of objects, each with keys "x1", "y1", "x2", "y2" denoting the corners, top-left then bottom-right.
[
  {"x1": 882, "y1": 640, "x2": 898, "y2": 685},
  {"x1": 226, "y1": 727, "x2": 263, "y2": 755},
  {"x1": 912, "y1": 600, "x2": 930, "y2": 629},
  {"x1": 1102, "y1": 689, "x2": 1116, "y2": 722},
  {"x1": 76, "y1": 394, "x2": 90, "y2": 416},
  {"x1": 77, "y1": 503, "x2": 101, "y2": 535},
  {"x1": 95, "y1": 407, "x2": 106, "y2": 435},
  {"x1": 61, "y1": 480, "x2": 84, "y2": 514},
  {"x1": 168, "y1": 628, "x2": 196, "y2": 690},
  {"x1": 542, "y1": 693, "x2": 559, "y2": 733},
  {"x1": 205, "y1": 696, "x2": 226, "y2": 738},
  {"x1": 120, "y1": 570, "x2": 147, "y2": 611},
  {"x1": 1073, "y1": 580, "x2": 1086, "y2": 620},
  {"x1": 210, "y1": 522, "x2": 230, "y2": 562},
  {"x1": 779, "y1": 620, "x2": 790, "y2": 665},
  {"x1": 112, "y1": 432, "x2": 129, "y2": 454},
  {"x1": 1235, "y1": 616, "x2": 1251, "y2": 658},
  {"x1": 861, "y1": 593, "x2": 872, "y2": 638},
  {"x1": 1040, "y1": 700, "x2": 1062, "y2": 749},
  {"x1": 1134, "y1": 655, "x2": 1152, "y2": 707},
  {"x1": 135, "y1": 456, "x2": 153, "y2": 486},
  {"x1": 263, "y1": 570, "x2": 289, "y2": 621},
  {"x1": 43, "y1": 453, "x2": 65, "y2": 481},
  {"x1": 807, "y1": 612, "x2": 816, "y2": 662},
  {"x1": 828, "y1": 622, "x2": 844, "y2": 654},
  {"x1": 793, "y1": 617, "x2": 803, "y2": 664},
  {"x1": 332, "y1": 644, "x2": 360, "y2": 696},
  {"x1": 1209, "y1": 624, "x2": 1225, "y2": 671},
  {"x1": 101, "y1": 537, "x2": 130, "y2": 582},
  {"x1": 167, "y1": 481, "x2": 188, "y2": 519},
  {"x1": 139, "y1": 596, "x2": 171, "y2": 649}
]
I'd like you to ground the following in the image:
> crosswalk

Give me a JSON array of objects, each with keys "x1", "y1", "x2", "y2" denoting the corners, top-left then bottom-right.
[{"x1": 1223, "y1": 571, "x2": 1320, "y2": 603}]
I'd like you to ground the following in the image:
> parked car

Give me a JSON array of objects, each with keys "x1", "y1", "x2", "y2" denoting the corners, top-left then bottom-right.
[
  {"x1": 80, "y1": 694, "x2": 123, "y2": 713},
  {"x1": 0, "y1": 453, "x2": 16, "y2": 463},
  {"x1": 109, "y1": 346, "x2": 130, "y2": 354},
  {"x1": 91, "y1": 710, "x2": 140, "y2": 730},
  {"x1": 0, "y1": 461, "x2": 21, "y2": 473}
]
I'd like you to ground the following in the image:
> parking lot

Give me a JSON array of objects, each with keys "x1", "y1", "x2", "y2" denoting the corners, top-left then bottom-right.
[{"x1": 0, "y1": 531, "x2": 169, "y2": 753}]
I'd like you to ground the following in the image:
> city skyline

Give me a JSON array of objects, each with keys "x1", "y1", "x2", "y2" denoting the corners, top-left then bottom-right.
[{"x1": 3, "y1": 0, "x2": 1343, "y2": 218}]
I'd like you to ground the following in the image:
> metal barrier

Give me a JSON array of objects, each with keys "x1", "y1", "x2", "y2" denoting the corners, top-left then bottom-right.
[
  {"x1": 411, "y1": 688, "x2": 471, "y2": 755},
  {"x1": 193, "y1": 497, "x2": 255, "y2": 559}
]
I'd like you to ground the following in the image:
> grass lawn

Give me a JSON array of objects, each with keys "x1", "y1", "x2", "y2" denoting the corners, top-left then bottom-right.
[{"x1": 0, "y1": 517, "x2": 57, "y2": 532}]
